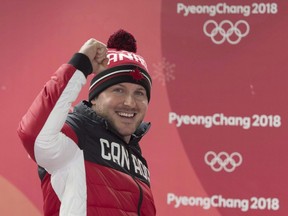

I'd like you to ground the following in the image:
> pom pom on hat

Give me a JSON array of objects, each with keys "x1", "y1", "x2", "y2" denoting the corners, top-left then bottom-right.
[
  {"x1": 107, "y1": 29, "x2": 137, "y2": 53},
  {"x1": 89, "y1": 29, "x2": 152, "y2": 102}
]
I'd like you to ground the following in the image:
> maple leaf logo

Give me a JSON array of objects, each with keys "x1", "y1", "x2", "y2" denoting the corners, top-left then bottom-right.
[{"x1": 130, "y1": 68, "x2": 144, "y2": 81}]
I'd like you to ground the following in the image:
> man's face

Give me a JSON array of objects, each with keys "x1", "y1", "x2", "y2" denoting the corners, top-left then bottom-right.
[{"x1": 91, "y1": 82, "x2": 148, "y2": 143}]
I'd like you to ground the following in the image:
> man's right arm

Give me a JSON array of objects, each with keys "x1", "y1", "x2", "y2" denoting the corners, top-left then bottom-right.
[
  {"x1": 17, "y1": 39, "x2": 107, "y2": 172},
  {"x1": 17, "y1": 55, "x2": 90, "y2": 163}
]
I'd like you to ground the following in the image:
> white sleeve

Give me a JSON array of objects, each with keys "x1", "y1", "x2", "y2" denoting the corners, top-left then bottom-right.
[{"x1": 34, "y1": 70, "x2": 86, "y2": 173}]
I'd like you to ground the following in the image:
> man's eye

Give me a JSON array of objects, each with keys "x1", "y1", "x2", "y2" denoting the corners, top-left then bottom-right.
[
  {"x1": 135, "y1": 91, "x2": 145, "y2": 96},
  {"x1": 113, "y1": 88, "x2": 123, "y2": 93}
]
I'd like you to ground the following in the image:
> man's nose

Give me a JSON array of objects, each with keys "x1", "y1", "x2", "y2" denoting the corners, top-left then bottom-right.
[{"x1": 123, "y1": 94, "x2": 136, "y2": 107}]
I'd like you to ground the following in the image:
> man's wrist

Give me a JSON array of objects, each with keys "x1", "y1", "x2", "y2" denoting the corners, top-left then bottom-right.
[{"x1": 68, "y1": 53, "x2": 93, "y2": 77}]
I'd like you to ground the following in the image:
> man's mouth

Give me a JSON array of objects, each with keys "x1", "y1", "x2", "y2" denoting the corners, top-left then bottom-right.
[{"x1": 117, "y1": 112, "x2": 135, "y2": 118}]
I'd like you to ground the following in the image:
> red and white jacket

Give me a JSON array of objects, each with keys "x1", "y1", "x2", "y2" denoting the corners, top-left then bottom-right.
[{"x1": 17, "y1": 53, "x2": 156, "y2": 216}]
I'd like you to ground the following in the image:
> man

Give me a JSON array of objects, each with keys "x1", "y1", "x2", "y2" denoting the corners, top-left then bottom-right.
[{"x1": 17, "y1": 29, "x2": 156, "y2": 216}]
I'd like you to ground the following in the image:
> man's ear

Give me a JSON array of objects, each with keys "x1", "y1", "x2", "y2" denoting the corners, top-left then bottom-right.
[{"x1": 90, "y1": 97, "x2": 97, "y2": 105}]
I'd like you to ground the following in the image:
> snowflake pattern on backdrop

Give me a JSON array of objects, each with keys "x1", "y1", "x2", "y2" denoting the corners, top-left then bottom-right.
[{"x1": 151, "y1": 57, "x2": 175, "y2": 86}]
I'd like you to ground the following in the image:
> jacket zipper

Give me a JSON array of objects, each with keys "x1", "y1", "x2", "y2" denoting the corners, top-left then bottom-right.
[
  {"x1": 133, "y1": 175, "x2": 143, "y2": 216},
  {"x1": 127, "y1": 146, "x2": 144, "y2": 216}
]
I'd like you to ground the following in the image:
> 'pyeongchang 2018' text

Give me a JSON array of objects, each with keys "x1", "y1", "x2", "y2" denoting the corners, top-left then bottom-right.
[
  {"x1": 167, "y1": 193, "x2": 280, "y2": 212},
  {"x1": 177, "y1": 2, "x2": 278, "y2": 17},
  {"x1": 168, "y1": 112, "x2": 281, "y2": 129}
]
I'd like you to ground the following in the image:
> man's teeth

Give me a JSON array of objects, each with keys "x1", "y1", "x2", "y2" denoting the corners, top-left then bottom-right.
[{"x1": 118, "y1": 112, "x2": 134, "y2": 118}]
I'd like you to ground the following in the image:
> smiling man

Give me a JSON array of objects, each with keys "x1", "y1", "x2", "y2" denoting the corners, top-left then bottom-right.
[
  {"x1": 90, "y1": 83, "x2": 148, "y2": 143},
  {"x1": 17, "y1": 29, "x2": 156, "y2": 216}
]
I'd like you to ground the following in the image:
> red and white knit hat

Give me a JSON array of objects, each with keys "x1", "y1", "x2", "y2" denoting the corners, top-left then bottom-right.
[{"x1": 88, "y1": 29, "x2": 152, "y2": 102}]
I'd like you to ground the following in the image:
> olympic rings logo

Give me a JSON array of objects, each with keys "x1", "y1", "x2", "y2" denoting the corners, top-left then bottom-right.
[
  {"x1": 204, "y1": 151, "x2": 243, "y2": 172},
  {"x1": 203, "y1": 20, "x2": 250, "y2": 45}
]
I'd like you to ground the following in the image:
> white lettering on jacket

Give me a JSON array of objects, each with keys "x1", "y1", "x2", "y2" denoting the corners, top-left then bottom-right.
[{"x1": 100, "y1": 138, "x2": 150, "y2": 182}]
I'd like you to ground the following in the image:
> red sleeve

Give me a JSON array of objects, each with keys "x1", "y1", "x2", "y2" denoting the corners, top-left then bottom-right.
[{"x1": 17, "y1": 64, "x2": 77, "y2": 161}]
